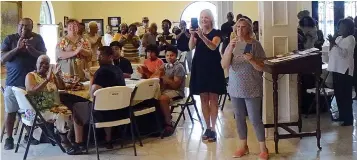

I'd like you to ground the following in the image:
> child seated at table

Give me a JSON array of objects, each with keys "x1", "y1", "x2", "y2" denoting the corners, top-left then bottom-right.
[
  {"x1": 157, "y1": 45, "x2": 186, "y2": 137},
  {"x1": 137, "y1": 44, "x2": 164, "y2": 78},
  {"x1": 67, "y1": 46, "x2": 126, "y2": 155},
  {"x1": 110, "y1": 41, "x2": 133, "y2": 78}
]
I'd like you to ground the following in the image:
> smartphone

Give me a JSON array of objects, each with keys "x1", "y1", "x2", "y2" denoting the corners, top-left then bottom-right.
[
  {"x1": 244, "y1": 44, "x2": 253, "y2": 54},
  {"x1": 191, "y1": 18, "x2": 199, "y2": 30}
]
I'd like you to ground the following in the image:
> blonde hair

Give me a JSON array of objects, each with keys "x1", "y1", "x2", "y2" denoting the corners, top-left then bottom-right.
[
  {"x1": 233, "y1": 18, "x2": 254, "y2": 38},
  {"x1": 200, "y1": 9, "x2": 215, "y2": 28},
  {"x1": 88, "y1": 21, "x2": 98, "y2": 28}
]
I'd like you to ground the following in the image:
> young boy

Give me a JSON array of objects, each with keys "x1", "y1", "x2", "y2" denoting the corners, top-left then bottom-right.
[
  {"x1": 110, "y1": 41, "x2": 133, "y2": 78},
  {"x1": 157, "y1": 45, "x2": 185, "y2": 136}
]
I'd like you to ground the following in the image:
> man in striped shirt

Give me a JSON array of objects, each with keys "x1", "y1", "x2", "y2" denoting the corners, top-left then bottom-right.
[{"x1": 119, "y1": 24, "x2": 140, "y2": 62}]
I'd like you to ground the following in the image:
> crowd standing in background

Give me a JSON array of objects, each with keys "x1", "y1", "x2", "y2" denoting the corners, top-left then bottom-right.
[{"x1": 6, "y1": 9, "x2": 352, "y2": 160}]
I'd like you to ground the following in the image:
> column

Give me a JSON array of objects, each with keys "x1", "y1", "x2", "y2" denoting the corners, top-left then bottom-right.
[{"x1": 258, "y1": 1, "x2": 300, "y2": 138}]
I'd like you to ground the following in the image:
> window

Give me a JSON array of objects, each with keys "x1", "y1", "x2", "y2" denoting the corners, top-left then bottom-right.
[
  {"x1": 345, "y1": 1, "x2": 357, "y2": 18},
  {"x1": 318, "y1": 1, "x2": 334, "y2": 38},
  {"x1": 39, "y1": 1, "x2": 57, "y2": 63},
  {"x1": 180, "y1": 2, "x2": 218, "y2": 29},
  {"x1": 40, "y1": 1, "x2": 53, "y2": 24}
]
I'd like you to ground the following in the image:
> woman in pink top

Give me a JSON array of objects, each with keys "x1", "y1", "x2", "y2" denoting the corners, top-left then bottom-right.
[{"x1": 137, "y1": 44, "x2": 164, "y2": 78}]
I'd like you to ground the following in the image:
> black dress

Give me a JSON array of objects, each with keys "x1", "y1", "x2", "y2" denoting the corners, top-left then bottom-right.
[{"x1": 190, "y1": 29, "x2": 226, "y2": 95}]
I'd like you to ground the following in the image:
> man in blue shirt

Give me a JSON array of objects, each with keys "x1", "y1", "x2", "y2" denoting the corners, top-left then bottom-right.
[{"x1": 1, "y1": 18, "x2": 47, "y2": 150}]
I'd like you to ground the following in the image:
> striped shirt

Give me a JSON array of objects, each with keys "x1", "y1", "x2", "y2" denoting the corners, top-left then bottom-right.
[{"x1": 119, "y1": 34, "x2": 140, "y2": 61}]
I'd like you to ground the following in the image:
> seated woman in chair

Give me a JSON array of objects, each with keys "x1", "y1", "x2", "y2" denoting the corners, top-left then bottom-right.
[
  {"x1": 24, "y1": 55, "x2": 71, "y2": 146},
  {"x1": 157, "y1": 45, "x2": 185, "y2": 137}
]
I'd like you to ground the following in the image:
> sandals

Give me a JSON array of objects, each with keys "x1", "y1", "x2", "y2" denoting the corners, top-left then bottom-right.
[
  {"x1": 232, "y1": 145, "x2": 249, "y2": 158},
  {"x1": 259, "y1": 149, "x2": 269, "y2": 160}
]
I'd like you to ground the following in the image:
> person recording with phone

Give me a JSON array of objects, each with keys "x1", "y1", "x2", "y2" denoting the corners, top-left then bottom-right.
[
  {"x1": 221, "y1": 18, "x2": 268, "y2": 160},
  {"x1": 188, "y1": 9, "x2": 226, "y2": 142}
]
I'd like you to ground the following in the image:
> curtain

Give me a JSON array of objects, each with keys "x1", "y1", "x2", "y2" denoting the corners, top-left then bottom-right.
[
  {"x1": 38, "y1": 24, "x2": 58, "y2": 64},
  {"x1": 211, "y1": 1, "x2": 233, "y2": 29}
]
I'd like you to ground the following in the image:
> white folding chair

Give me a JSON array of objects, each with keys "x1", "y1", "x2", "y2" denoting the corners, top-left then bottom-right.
[
  {"x1": 86, "y1": 86, "x2": 136, "y2": 159},
  {"x1": 130, "y1": 78, "x2": 162, "y2": 146},
  {"x1": 11, "y1": 87, "x2": 65, "y2": 160},
  {"x1": 0, "y1": 84, "x2": 22, "y2": 143}
]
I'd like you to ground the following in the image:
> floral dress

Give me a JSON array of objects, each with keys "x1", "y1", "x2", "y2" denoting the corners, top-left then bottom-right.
[
  {"x1": 56, "y1": 36, "x2": 91, "y2": 81},
  {"x1": 24, "y1": 72, "x2": 70, "y2": 133}
]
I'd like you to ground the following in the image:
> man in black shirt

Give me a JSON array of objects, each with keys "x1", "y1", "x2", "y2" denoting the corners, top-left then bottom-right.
[
  {"x1": 221, "y1": 12, "x2": 235, "y2": 54},
  {"x1": 110, "y1": 41, "x2": 133, "y2": 78},
  {"x1": 176, "y1": 20, "x2": 192, "y2": 72},
  {"x1": 67, "y1": 46, "x2": 126, "y2": 154}
]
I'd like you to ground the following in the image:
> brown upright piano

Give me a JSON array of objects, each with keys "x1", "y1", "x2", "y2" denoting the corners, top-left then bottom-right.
[{"x1": 263, "y1": 52, "x2": 322, "y2": 153}]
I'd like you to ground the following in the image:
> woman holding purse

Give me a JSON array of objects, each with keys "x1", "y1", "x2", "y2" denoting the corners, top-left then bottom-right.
[{"x1": 221, "y1": 18, "x2": 268, "y2": 160}]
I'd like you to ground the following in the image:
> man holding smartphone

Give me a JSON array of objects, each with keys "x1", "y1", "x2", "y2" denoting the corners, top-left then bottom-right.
[{"x1": 176, "y1": 20, "x2": 192, "y2": 72}]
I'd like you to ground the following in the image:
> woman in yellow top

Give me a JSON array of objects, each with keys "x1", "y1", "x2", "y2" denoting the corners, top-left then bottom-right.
[
  {"x1": 25, "y1": 55, "x2": 71, "y2": 146},
  {"x1": 112, "y1": 23, "x2": 128, "y2": 42}
]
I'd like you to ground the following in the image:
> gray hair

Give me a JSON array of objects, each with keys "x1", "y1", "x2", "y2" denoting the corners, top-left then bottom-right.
[
  {"x1": 37, "y1": 55, "x2": 50, "y2": 63},
  {"x1": 200, "y1": 9, "x2": 215, "y2": 28}
]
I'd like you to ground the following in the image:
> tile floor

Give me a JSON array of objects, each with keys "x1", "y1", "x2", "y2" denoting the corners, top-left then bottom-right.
[{"x1": 1, "y1": 96, "x2": 357, "y2": 160}]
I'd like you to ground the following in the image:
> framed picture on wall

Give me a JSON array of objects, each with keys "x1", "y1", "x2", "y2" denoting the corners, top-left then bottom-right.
[
  {"x1": 108, "y1": 17, "x2": 121, "y2": 27},
  {"x1": 82, "y1": 19, "x2": 104, "y2": 36},
  {"x1": 64, "y1": 16, "x2": 69, "y2": 28}
]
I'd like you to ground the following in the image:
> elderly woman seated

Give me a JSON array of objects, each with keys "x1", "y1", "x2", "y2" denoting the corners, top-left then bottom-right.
[{"x1": 24, "y1": 55, "x2": 71, "y2": 146}]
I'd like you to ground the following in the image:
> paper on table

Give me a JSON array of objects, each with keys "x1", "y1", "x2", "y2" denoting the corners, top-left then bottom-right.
[{"x1": 268, "y1": 54, "x2": 301, "y2": 63}]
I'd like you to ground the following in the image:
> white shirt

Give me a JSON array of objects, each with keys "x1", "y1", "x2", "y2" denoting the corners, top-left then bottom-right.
[
  {"x1": 327, "y1": 35, "x2": 355, "y2": 76},
  {"x1": 103, "y1": 33, "x2": 113, "y2": 46}
]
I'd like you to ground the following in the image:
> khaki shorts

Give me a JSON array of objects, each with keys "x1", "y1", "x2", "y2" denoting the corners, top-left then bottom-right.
[
  {"x1": 162, "y1": 90, "x2": 183, "y2": 101},
  {"x1": 4, "y1": 86, "x2": 20, "y2": 113}
]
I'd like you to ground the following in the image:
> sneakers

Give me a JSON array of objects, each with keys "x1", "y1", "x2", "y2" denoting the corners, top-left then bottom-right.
[
  {"x1": 66, "y1": 143, "x2": 85, "y2": 155},
  {"x1": 202, "y1": 129, "x2": 217, "y2": 142},
  {"x1": 4, "y1": 137, "x2": 14, "y2": 150},
  {"x1": 24, "y1": 135, "x2": 40, "y2": 145},
  {"x1": 208, "y1": 131, "x2": 217, "y2": 142},
  {"x1": 232, "y1": 145, "x2": 249, "y2": 158},
  {"x1": 105, "y1": 142, "x2": 114, "y2": 149},
  {"x1": 202, "y1": 129, "x2": 211, "y2": 140}
]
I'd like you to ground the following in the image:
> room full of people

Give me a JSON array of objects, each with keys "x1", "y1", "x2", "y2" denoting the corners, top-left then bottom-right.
[{"x1": 2, "y1": 8, "x2": 357, "y2": 160}]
